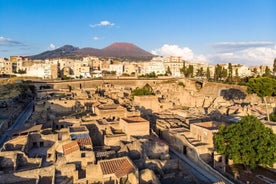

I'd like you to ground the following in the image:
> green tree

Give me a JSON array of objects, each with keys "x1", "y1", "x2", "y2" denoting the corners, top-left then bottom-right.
[
  {"x1": 16, "y1": 84, "x2": 29, "y2": 98},
  {"x1": 252, "y1": 67, "x2": 258, "y2": 77},
  {"x1": 110, "y1": 71, "x2": 116, "y2": 75},
  {"x1": 214, "y1": 115, "x2": 276, "y2": 170},
  {"x1": 17, "y1": 69, "x2": 27, "y2": 74},
  {"x1": 235, "y1": 68, "x2": 238, "y2": 77},
  {"x1": 187, "y1": 65, "x2": 194, "y2": 78},
  {"x1": 222, "y1": 68, "x2": 228, "y2": 79},
  {"x1": 234, "y1": 68, "x2": 239, "y2": 83},
  {"x1": 273, "y1": 58, "x2": 276, "y2": 76},
  {"x1": 16, "y1": 84, "x2": 36, "y2": 99},
  {"x1": 68, "y1": 85, "x2": 72, "y2": 92},
  {"x1": 166, "y1": 66, "x2": 172, "y2": 76},
  {"x1": 147, "y1": 72, "x2": 157, "y2": 78},
  {"x1": 131, "y1": 83, "x2": 154, "y2": 96},
  {"x1": 178, "y1": 81, "x2": 185, "y2": 87},
  {"x1": 263, "y1": 66, "x2": 272, "y2": 77},
  {"x1": 206, "y1": 67, "x2": 211, "y2": 81},
  {"x1": 247, "y1": 77, "x2": 276, "y2": 121},
  {"x1": 269, "y1": 112, "x2": 276, "y2": 122},
  {"x1": 5, "y1": 83, "x2": 14, "y2": 98},
  {"x1": 139, "y1": 72, "x2": 157, "y2": 79},
  {"x1": 180, "y1": 62, "x2": 194, "y2": 78},
  {"x1": 180, "y1": 62, "x2": 186, "y2": 75},
  {"x1": 61, "y1": 75, "x2": 71, "y2": 80},
  {"x1": 214, "y1": 64, "x2": 223, "y2": 81},
  {"x1": 196, "y1": 67, "x2": 204, "y2": 78},
  {"x1": 227, "y1": 63, "x2": 233, "y2": 82}
]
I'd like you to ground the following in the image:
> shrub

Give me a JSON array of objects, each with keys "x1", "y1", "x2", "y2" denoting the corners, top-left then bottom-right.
[
  {"x1": 269, "y1": 112, "x2": 276, "y2": 122},
  {"x1": 178, "y1": 81, "x2": 185, "y2": 87},
  {"x1": 131, "y1": 83, "x2": 154, "y2": 96}
]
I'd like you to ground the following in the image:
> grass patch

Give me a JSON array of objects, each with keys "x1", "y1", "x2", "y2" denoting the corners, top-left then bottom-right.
[{"x1": 0, "y1": 84, "x2": 20, "y2": 100}]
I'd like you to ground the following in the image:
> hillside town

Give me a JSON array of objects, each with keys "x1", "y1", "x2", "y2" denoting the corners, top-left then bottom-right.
[
  {"x1": 0, "y1": 55, "x2": 274, "y2": 80},
  {"x1": 0, "y1": 48, "x2": 276, "y2": 184}
]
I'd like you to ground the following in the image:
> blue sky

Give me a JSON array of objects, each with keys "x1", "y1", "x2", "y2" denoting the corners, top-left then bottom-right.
[{"x1": 0, "y1": 0, "x2": 275, "y2": 65}]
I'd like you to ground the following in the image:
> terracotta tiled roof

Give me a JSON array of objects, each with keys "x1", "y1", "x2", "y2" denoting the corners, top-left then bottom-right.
[
  {"x1": 76, "y1": 137, "x2": 92, "y2": 147},
  {"x1": 122, "y1": 116, "x2": 147, "y2": 123},
  {"x1": 62, "y1": 141, "x2": 80, "y2": 155},
  {"x1": 99, "y1": 157, "x2": 134, "y2": 178},
  {"x1": 114, "y1": 159, "x2": 134, "y2": 178}
]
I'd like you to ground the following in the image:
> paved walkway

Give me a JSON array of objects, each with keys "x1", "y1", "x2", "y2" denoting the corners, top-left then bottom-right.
[
  {"x1": 170, "y1": 148, "x2": 220, "y2": 184},
  {"x1": 0, "y1": 101, "x2": 33, "y2": 147}
]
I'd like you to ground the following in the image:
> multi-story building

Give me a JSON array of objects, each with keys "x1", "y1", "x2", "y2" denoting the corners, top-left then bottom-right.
[
  {"x1": 24, "y1": 62, "x2": 47, "y2": 78},
  {"x1": 120, "y1": 116, "x2": 150, "y2": 140},
  {"x1": 83, "y1": 56, "x2": 101, "y2": 70},
  {"x1": 73, "y1": 61, "x2": 91, "y2": 78},
  {"x1": 0, "y1": 58, "x2": 12, "y2": 74},
  {"x1": 208, "y1": 65, "x2": 215, "y2": 78},
  {"x1": 232, "y1": 65, "x2": 251, "y2": 77},
  {"x1": 45, "y1": 59, "x2": 59, "y2": 79},
  {"x1": 9, "y1": 56, "x2": 29, "y2": 73},
  {"x1": 142, "y1": 61, "x2": 166, "y2": 75},
  {"x1": 101, "y1": 59, "x2": 111, "y2": 72},
  {"x1": 122, "y1": 62, "x2": 138, "y2": 75},
  {"x1": 109, "y1": 63, "x2": 123, "y2": 76},
  {"x1": 187, "y1": 61, "x2": 209, "y2": 77},
  {"x1": 163, "y1": 56, "x2": 183, "y2": 77},
  {"x1": 58, "y1": 58, "x2": 75, "y2": 73}
]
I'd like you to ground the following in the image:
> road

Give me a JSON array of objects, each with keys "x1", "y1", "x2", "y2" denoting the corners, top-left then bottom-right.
[
  {"x1": 170, "y1": 148, "x2": 222, "y2": 184},
  {"x1": 0, "y1": 101, "x2": 34, "y2": 148}
]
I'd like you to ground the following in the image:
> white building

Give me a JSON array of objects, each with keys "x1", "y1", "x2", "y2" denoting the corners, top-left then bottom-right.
[
  {"x1": 142, "y1": 61, "x2": 166, "y2": 75},
  {"x1": 23, "y1": 63, "x2": 50, "y2": 78},
  {"x1": 163, "y1": 56, "x2": 183, "y2": 77},
  {"x1": 233, "y1": 65, "x2": 251, "y2": 77},
  {"x1": 73, "y1": 61, "x2": 91, "y2": 78},
  {"x1": 109, "y1": 64, "x2": 123, "y2": 76},
  {"x1": 0, "y1": 58, "x2": 12, "y2": 74}
]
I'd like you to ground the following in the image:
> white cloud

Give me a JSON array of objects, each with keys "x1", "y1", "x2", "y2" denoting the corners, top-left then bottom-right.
[
  {"x1": 92, "y1": 36, "x2": 104, "y2": 41},
  {"x1": 210, "y1": 41, "x2": 276, "y2": 66},
  {"x1": 0, "y1": 36, "x2": 23, "y2": 46},
  {"x1": 152, "y1": 42, "x2": 276, "y2": 66},
  {"x1": 213, "y1": 41, "x2": 274, "y2": 50},
  {"x1": 49, "y1": 43, "x2": 56, "y2": 50},
  {"x1": 0, "y1": 36, "x2": 9, "y2": 41},
  {"x1": 89, "y1": 20, "x2": 115, "y2": 28},
  {"x1": 151, "y1": 44, "x2": 207, "y2": 62}
]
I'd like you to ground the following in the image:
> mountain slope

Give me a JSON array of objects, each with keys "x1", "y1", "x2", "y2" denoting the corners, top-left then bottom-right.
[
  {"x1": 29, "y1": 45, "x2": 79, "y2": 60},
  {"x1": 101, "y1": 42, "x2": 153, "y2": 57},
  {"x1": 74, "y1": 47, "x2": 101, "y2": 56},
  {"x1": 29, "y1": 42, "x2": 154, "y2": 60}
]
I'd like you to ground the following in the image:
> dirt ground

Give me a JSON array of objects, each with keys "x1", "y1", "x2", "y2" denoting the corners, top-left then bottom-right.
[{"x1": 227, "y1": 164, "x2": 276, "y2": 184}]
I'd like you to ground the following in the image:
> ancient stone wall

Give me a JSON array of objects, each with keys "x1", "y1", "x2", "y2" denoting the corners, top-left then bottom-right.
[
  {"x1": 104, "y1": 134, "x2": 127, "y2": 146},
  {"x1": 134, "y1": 96, "x2": 160, "y2": 113},
  {"x1": 34, "y1": 79, "x2": 276, "y2": 116},
  {"x1": 119, "y1": 120, "x2": 150, "y2": 140}
]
